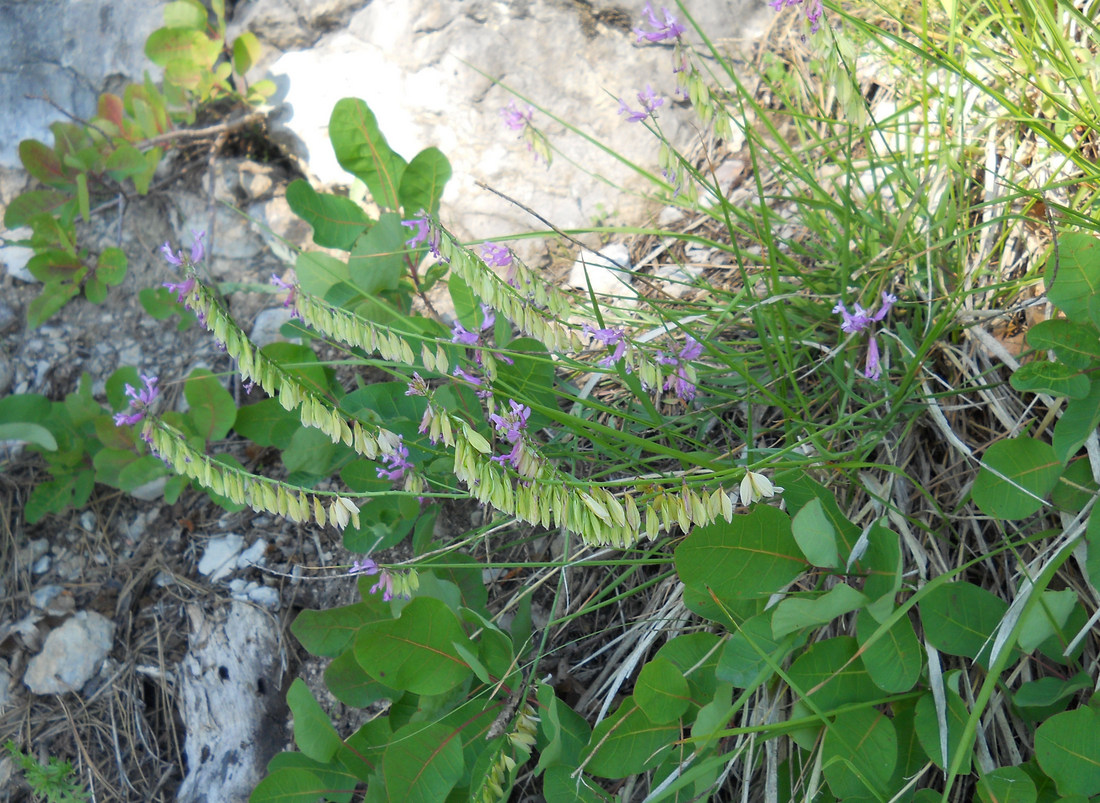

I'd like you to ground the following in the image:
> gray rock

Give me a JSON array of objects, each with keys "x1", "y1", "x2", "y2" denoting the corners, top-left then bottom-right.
[
  {"x1": 23, "y1": 611, "x2": 115, "y2": 695},
  {"x1": 569, "y1": 244, "x2": 634, "y2": 299},
  {"x1": 176, "y1": 602, "x2": 285, "y2": 803},
  {"x1": 245, "y1": 585, "x2": 280, "y2": 609},
  {"x1": 0, "y1": 1, "x2": 168, "y2": 168},
  {"x1": 197, "y1": 534, "x2": 245, "y2": 582},
  {"x1": 249, "y1": 307, "x2": 296, "y2": 348},
  {"x1": 237, "y1": 538, "x2": 268, "y2": 569}
]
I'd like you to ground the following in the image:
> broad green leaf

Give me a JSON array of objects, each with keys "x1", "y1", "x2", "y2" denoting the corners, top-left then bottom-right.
[
  {"x1": 1035, "y1": 707, "x2": 1100, "y2": 796},
  {"x1": 324, "y1": 648, "x2": 395, "y2": 708},
  {"x1": 348, "y1": 212, "x2": 405, "y2": 294},
  {"x1": 286, "y1": 678, "x2": 343, "y2": 762},
  {"x1": 972, "y1": 437, "x2": 1061, "y2": 519},
  {"x1": 163, "y1": 0, "x2": 207, "y2": 29},
  {"x1": 786, "y1": 636, "x2": 880, "y2": 710},
  {"x1": 821, "y1": 708, "x2": 897, "y2": 800},
  {"x1": 634, "y1": 657, "x2": 690, "y2": 724},
  {"x1": 1052, "y1": 457, "x2": 1098, "y2": 512},
  {"x1": 248, "y1": 766, "x2": 327, "y2": 803},
  {"x1": 857, "y1": 521, "x2": 903, "y2": 621},
  {"x1": 184, "y1": 368, "x2": 236, "y2": 442},
  {"x1": 1017, "y1": 589, "x2": 1077, "y2": 653},
  {"x1": 0, "y1": 423, "x2": 57, "y2": 451},
  {"x1": 582, "y1": 696, "x2": 679, "y2": 779},
  {"x1": 976, "y1": 765, "x2": 1036, "y2": 803},
  {"x1": 329, "y1": 98, "x2": 407, "y2": 210},
  {"x1": 1053, "y1": 378, "x2": 1100, "y2": 463},
  {"x1": 117, "y1": 455, "x2": 169, "y2": 493},
  {"x1": 398, "y1": 146, "x2": 452, "y2": 218},
  {"x1": 233, "y1": 398, "x2": 300, "y2": 450},
  {"x1": 355, "y1": 596, "x2": 471, "y2": 695},
  {"x1": 25, "y1": 477, "x2": 75, "y2": 523},
  {"x1": 4, "y1": 189, "x2": 71, "y2": 227},
  {"x1": 232, "y1": 30, "x2": 261, "y2": 74},
  {"x1": 777, "y1": 471, "x2": 862, "y2": 561},
  {"x1": 291, "y1": 601, "x2": 387, "y2": 657},
  {"x1": 718, "y1": 612, "x2": 792, "y2": 688},
  {"x1": 1046, "y1": 233, "x2": 1100, "y2": 323},
  {"x1": 1014, "y1": 673, "x2": 1092, "y2": 718},
  {"x1": 543, "y1": 766, "x2": 603, "y2": 802},
  {"x1": 652, "y1": 632, "x2": 722, "y2": 709},
  {"x1": 675, "y1": 505, "x2": 804, "y2": 602},
  {"x1": 97, "y1": 247, "x2": 127, "y2": 285},
  {"x1": 19, "y1": 140, "x2": 67, "y2": 186},
  {"x1": 75, "y1": 172, "x2": 90, "y2": 223},
  {"x1": 448, "y1": 273, "x2": 478, "y2": 330},
  {"x1": 856, "y1": 608, "x2": 922, "y2": 693},
  {"x1": 264, "y1": 753, "x2": 356, "y2": 803},
  {"x1": 28, "y1": 249, "x2": 84, "y2": 282},
  {"x1": 535, "y1": 683, "x2": 591, "y2": 774},
  {"x1": 1010, "y1": 360, "x2": 1089, "y2": 399},
  {"x1": 1026, "y1": 318, "x2": 1100, "y2": 369},
  {"x1": 791, "y1": 497, "x2": 840, "y2": 568},
  {"x1": 914, "y1": 685, "x2": 974, "y2": 772},
  {"x1": 771, "y1": 583, "x2": 867, "y2": 638},
  {"x1": 382, "y1": 722, "x2": 464, "y2": 803},
  {"x1": 295, "y1": 249, "x2": 353, "y2": 299},
  {"x1": 144, "y1": 27, "x2": 213, "y2": 67},
  {"x1": 285, "y1": 179, "x2": 371, "y2": 250},
  {"x1": 919, "y1": 581, "x2": 1006, "y2": 664}
]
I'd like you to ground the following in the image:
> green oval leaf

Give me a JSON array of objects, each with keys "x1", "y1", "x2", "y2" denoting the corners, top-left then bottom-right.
[
  {"x1": 286, "y1": 678, "x2": 343, "y2": 762},
  {"x1": 822, "y1": 708, "x2": 898, "y2": 799},
  {"x1": 1026, "y1": 318, "x2": 1100, "y2": 369},
  {"x1": 582, "y1": 696, "x2": 679, "y2": 779},
  {"x1": 791, "y1": 497, "x2": 840, "y2": 568},
  {"x1": 786, "y1": 636, "x2": 880, "y2": 710},
  {"x1": 285, "y1": 179, "x2": 371, "y2": 251},
  {"x1": 382, "y1": 722, "x2": 464, "y2": 803},
  {"x1": 914, "y1": 684, "x2": 974, "y2": 773},
  {"x1": 399, "y1": 146, "x2": 452, "y2": 218},
  {"x1": 184, "y1": 368, "x2": 236, "y2": 442},
  {"x1": 1035, "y1": 707, "x2": 1100, "y2": 796},
  {"x1": 919, "y1": 581, "x2": 1006, "y2": 664},
  {"x1": 1010, "y1": 360, "x2": 1090, "y2": 399},
  {"x1": 1046, "y1": 232, "x2": 1100, "y2": 323},
  {"x1": 976, "y1": 765, "x2": 1037, "y2": 803},
  {"x1": 634, "y1": 657, "x2": 690, "y2": 724},
  {"x1": 856, "y1": 608, "x2": 922, "y2": 693},
  {"x1": 772, "y1": 583, "x2": 867, "y2": 639},
  {"x1": 675, "y1": 505, "x2": 804, "y2": 602},
  {"x1": 354, "y1": 596, "x2": 471, "y2": 695},
  {"x1": 329, "y1": 97, "x2": 407, "y2": 210},
  {"x1": 973, "y1": 436, "x2": 1061, "y2": 519}
]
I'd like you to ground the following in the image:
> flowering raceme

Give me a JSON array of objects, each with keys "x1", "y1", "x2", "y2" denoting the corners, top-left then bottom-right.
[
  {"x1": 657, "y1": 337, "x2": 703, "y2": 402},
  {"x1": 113, "y1": 374, "x2": 159, "y2": 427},
  {"x1": 768, "y1": 0, "x2": 825, "y2": 33},
  {"x1": 633, "y1": 2, "x2": 685, "y2": 42},
  {"x1": 833, "y1": 291, "x2": 897, "y2": 380},
  {"x1": 618, "y1": 84, "x2": 664, "y2": 123}
]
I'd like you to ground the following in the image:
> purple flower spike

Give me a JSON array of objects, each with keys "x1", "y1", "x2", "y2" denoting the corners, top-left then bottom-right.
[
  {"x1": 377, "y1": 437, "x2": 413, "y2": 482},
  {"x1": 634, "y1": 2, "x2": 685, "y2": 43},
  {"x1": 490, "y1": 399, "x2": 531, "y2": 444},
  {"x1": 451, "y1": 322, "x2": 480, "y2": 346},
  {"x1": 584, "y1": 323, "x2": 628, "y2": 367},
  {"x1": 190, "y1": 230, "x2": 206, "y2": 264},
  {"x1": 656, "y1": 337, "x2": 702, "y2": 402},
  {"x1": 160, "y1": 241, "x2": 184, "y2": 267},
  {"x1": 163, "y1": 276, "x2": 195, "y2": 304},
  {"x1": 113, "y1": 373, "x2": 159, "y2": 427},
  {"x1": 481, "y1": 242, "x2": 512, "y2": 268},
  {"x1": 500, "y1": 101, "x2": 534, "y2": 131},
  {"x1": 402, "y1": 214, "x2": 430, "y2": 249},
  {"x1": 349, "y1": 557, "x2": 379, "y2": 576},
  {"x1": 835, "y1": 290, "x2": 896, "y2": 381}
]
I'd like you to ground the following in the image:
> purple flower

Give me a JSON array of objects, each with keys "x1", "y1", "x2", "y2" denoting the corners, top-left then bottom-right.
[
  {"x1": 618, "y1": 84, "x2": 665, "y2": 123},
  {"x1": 406, "y1": 372, "x2": 429, "y2": 397},
  {"x1": 160, "y1": 241, "x2": 183, "y2": 267},
  {"x1": 656, "y1": 337, "x2": 702, "y2": 402},
  {"x1": 402, "y1": 214, "x2": 430, "y2": 249},
  {"x1": 834, "y1": 291, "x2": 896, "y2": 380},
  {"x1": 113, "y1": 373, "x2": 159, "y2": 427},
  {"x1": 481, "y1": 242, "x2": 512, "y2": 268},
  {"x1": 634, "y1": 2, "x2": 685, "y2": 42},
  {"x1": 163, "y1": 276, "x2": 195, "y2": 304},
  {"x1": 190, "y1": 230, "x2": 205, "y2": 264},
  {"x1": 769, "y1": 0, "x2": 825, "y2": 33},
  {"x1": 500, "y1": 101, "x2": 534, "y2": 131},
  {"x1": 490, "y1": 399, "x2": 531, "y2": 444},
  {"x1": 453, "y1": 366, "x2": 483, "y2": 386},
  {"x1": 270, "y1": 272, "x2": 301, "y2": 320},
  {"x1": 349, "y1": 557, "x2": 379, "y2": 576},
  {"x1": 451, "y1": 322, "x2": 480, "y2": 346},
  {"x1": 377, "y1": 437, "x2": 413, "y2": 482},
  {"x1": 584, "y1": 323, "x2": 628, "y2": 367}
]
